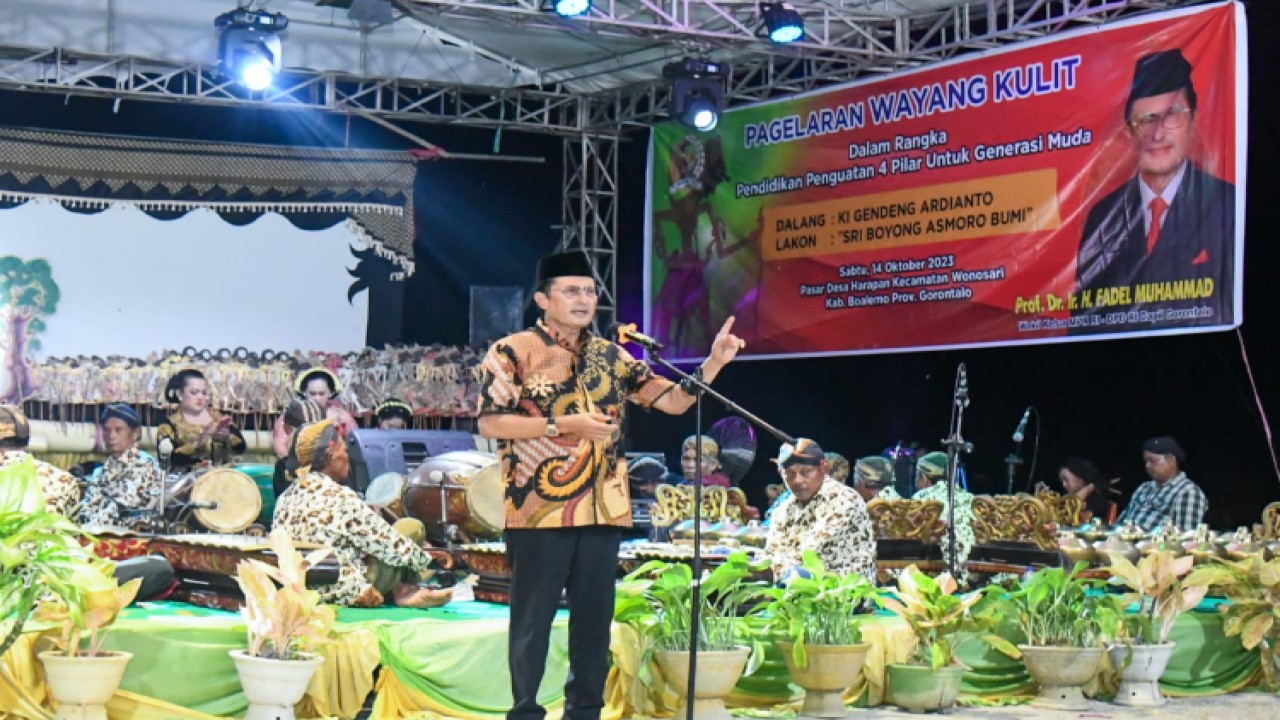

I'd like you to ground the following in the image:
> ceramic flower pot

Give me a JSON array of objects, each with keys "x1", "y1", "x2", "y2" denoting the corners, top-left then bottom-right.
[
  {"x1": 1108, "y1": 642, "x2": 1175, "y2": 707},
  {"x1": 38, "y1": 650, "x2": 133, "y2": 720},
  {"x1": 655, "y1": 647, "x2": 750, "y2": 720},
  {"x1": 887, "y1": 663, "x2": 967, "y2": 713},
  {"x1": 230, "y1": 649, "x2": 324, "y2": 720},
  {"x1": 778, "y1": 642, "x2": 870, "y2": 717},
  {"x1": 1019, "y1": 645, "x2": 1103, "y2": 710}
]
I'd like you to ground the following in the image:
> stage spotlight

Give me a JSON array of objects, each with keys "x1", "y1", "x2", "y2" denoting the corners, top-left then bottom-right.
[
  {"x1": 761, "y1": 3, "x2": 804, "y2": 44},
  {"x1": 216, "y1": 8, "x2": 289, "y2": 91},
  {"x1": 663, "y1": 58, "x2": 729, "y2": 132},
  {"x1": 542, "y1": 0, "x2": 592, "y2": 18}
]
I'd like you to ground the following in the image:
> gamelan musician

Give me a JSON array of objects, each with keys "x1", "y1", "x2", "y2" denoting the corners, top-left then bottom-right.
[
  {"x1": 0, "y1": 404, "x2": 174, "y2": 602},
  {"x1": 79, "y1": 404, "x2": 164, "y2": 527},
  {"x1": 273, "y1": 418, "x2": 443, "y2": 608},
  {"x1": 156, "y1": 368, "x2": 246, "y2": 471},
  {"x1": 0, "y1": 404, "x2": 80, "y2": 518}
]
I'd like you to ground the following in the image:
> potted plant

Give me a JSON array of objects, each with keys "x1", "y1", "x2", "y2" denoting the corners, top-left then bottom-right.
[
  {"x1": 981, "y1": 563, "x2": 1123, "y2": 709},
  {"x1": 759, "y1": 550, "x2": 877, "y2": 717},
  {"x1": 0, "y1": 458, "x2": 103, "y2": 659},
  {"x1": 230, "y1": 529, "x2": 337, "y2": 720},
  {"x1": 1, "y1": 457, "x2": 126, "y2": 720},
  {"x1": 1105, "y1": 551, "x2": 1206, "y2": 706},
  {"x1": 1185, "y1": 556, "x2": 1280, "y2": 689},
  {"x1": 614, "y1": 551, "x2": 768, "y2": 720},
  {"x1": 34, "y1": 566, "x2": 141, "y2": 720},
  {"x1": 875, "y1": 565, "x2": 1006, "y2": 713}
]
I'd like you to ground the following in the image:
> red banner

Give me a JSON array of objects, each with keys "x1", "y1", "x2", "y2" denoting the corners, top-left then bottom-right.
[{"x1": 645, "y1": 2, "x2": 1245, "y2": 361}]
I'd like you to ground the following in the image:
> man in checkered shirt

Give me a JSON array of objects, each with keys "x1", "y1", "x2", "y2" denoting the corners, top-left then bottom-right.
[{"x1": 1115, "y1": 436, "x2": 1207, "y2": 531}]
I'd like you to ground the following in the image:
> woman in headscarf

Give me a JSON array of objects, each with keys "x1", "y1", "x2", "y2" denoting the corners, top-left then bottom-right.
[
  {"x1": 80, "y1": 403, "x2": 164, "y2": 526},
  {"x1": 156, "y1": 369, "x2": 246, "y2": 471},
  {"x1": 271, "y1": 367, "x2": 358, "y2": 462},
  {"x1": 678, "y1": 434, "x2": 731, "y2": 488},
  {"x1": 374, "y1": 399, "x2": 414, "y2": 430},
  {"x1": 913, "y1": 451, "x2": 976, "y2": 585},
  {"x1": 272, "y1": 419, "x2": 443, "y2": 608}
]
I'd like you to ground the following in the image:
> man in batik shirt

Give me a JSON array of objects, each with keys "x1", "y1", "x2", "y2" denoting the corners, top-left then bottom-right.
[
  {"x1": 274, "y1": 419, "x2": 440, "y2": 608},
  {"x1": 765, "y1": 439, "x2": 877, "y2": 584},
  {"x1": 0, "y1": 405, "x2": 79, "y2": 518},
  {"x1": 477, "y1": 250, "x2": 746, "y2": 720},
  {"x1": 913, "y1": 451, "x2": 976, "y2": 584},
  {"x1": 853, "y1": 455, "x2": 900, "y2": 502},
  {"x1": 79, "y1": 404, "x2": 163, "y2": 527}
]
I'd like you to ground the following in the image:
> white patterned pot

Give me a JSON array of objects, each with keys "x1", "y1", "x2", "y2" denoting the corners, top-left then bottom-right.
[
  {"x1": 230, "y1": 649, "x2": 323, "y2": 720},
  {"x1": 39, "y1": 650, "x2": 133, "y2": 720}
]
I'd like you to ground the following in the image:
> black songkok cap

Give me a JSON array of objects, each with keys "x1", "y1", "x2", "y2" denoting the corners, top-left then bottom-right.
[
  {"x1": 536, "y1": 252, "x2": 594, "y2": 283},
  {"x1": 1126, "y1": 49, "x2": 1195, "y2": 120}
]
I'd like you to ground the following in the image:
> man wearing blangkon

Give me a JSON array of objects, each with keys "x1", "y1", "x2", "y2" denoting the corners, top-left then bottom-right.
[
  {"x1": 477, "y1": 251, "x2": 746, "y2": 720},
  {"x1": 1073, "y1": 49, "x2": 1234, "y2": 332}
]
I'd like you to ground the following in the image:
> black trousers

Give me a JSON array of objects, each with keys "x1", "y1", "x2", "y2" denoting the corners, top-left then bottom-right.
[
  {"x1": 505, "y1": 526, "x2": 621, "y2": 720},
  {"x1": 112, "y1": 556, "x2": 175, "y2": 601}
]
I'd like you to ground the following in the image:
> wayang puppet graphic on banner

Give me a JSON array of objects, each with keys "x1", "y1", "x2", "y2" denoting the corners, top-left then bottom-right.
[{"x1": 645, "y1": 2, "x2": 1245, "y2": 361}]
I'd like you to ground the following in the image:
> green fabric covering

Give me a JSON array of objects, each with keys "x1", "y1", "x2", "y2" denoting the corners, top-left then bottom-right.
[
  {"x1": 100, "y1": 602, "x2": 251, "y2": 716},
  {"x1": 373, "y1": 614, "x2": 570, "y2": 715}
]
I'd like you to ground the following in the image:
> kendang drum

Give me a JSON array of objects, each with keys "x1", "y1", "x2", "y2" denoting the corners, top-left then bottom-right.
[
  {"x1": 404, "y1": 451, "x2": 504, "y2": 543},
  {"x1": 233, "y1": 464, "x2": 277, "y2": 527},
  {"x1": 188, "y1": 468, "x2": 263, "y2": 534},
  {"x1": 366, "y1": 472, "x2": 407, "y2": 522}
]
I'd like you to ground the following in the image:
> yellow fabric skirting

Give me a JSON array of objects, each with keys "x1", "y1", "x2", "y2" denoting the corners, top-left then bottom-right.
[{"x1": 0, "y1": 623, "x2": 379, "y2": 720}]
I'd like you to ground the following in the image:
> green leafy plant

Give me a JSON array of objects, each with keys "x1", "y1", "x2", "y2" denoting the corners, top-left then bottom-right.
[
  {"x1": 1185, "y1": 556, "x2": 1280, "y2": 688},
  {"x1": 875, "y1": 565, "x2": 1010, "y2": 669},
  {"x1": 34, "y1": 565, "x2": 141, "y2": 658},
  {"x1": 980, "y1": 563, "x2": 1123, "y2": 656},
  {"x1": 234, "y1": 529, "x2": 337, "y2": 660},
  {"x1": 760, "y1": 550, "x2": 877, "y2": 668},
  {"x1": 0, "y1": 458, "x2": 106, "y2": 659},
  {"x1": 1106, "y1": 551, "x2": 1206, "y2": 645},
  {"x1": 614, "y1": 551, "x2": 769, "y2": 677}
]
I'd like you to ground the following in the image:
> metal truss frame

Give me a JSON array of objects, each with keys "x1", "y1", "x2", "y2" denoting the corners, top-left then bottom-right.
[
  {"x1": 561, "y1": 128, "x2": 622, "y2": 329},
  {"x1": 0, "y1": 0, "x2": 1195, "y2": 324}
]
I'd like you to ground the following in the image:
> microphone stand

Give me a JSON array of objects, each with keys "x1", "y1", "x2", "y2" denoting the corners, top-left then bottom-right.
[
  {"x1": 940, "y1": 364, "x2": 973, "y2": 580},
  {"x1": 1004, "y1": 445, "x2": 1024, "y2": 496},
  {"x1": 644, "y1": 350, "x2": 793, "y2": 720}
]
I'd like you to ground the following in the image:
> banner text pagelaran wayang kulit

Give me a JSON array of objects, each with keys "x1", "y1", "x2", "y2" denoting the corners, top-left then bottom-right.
[{"x1": 644, "y1": 1, "x2": 1244, "y2": 361}]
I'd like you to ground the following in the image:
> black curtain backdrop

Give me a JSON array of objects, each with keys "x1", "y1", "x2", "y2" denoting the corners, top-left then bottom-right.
[{"x1": 1, "y1": 0, "x2": 1278, "y2": 529}]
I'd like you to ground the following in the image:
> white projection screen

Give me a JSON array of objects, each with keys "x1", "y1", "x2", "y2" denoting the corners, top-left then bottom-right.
[{"x1": 0, "y1": 202, "x2": 369, "y2": 357}]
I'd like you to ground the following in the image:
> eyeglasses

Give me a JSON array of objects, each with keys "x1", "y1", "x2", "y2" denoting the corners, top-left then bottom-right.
[
  {"x1": 1129, "y1": 105, "x2": 1193, "y2": 134},
  {"x1": 553, "y1": 285, "x2": 600, "y2": 300}
]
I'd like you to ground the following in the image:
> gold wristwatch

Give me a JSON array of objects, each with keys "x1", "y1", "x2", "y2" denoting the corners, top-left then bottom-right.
[{"x1": 545, "y1": 418, "x2": 560, "y2": 437}]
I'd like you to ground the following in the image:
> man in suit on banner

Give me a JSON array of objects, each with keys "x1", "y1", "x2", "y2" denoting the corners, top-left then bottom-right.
[{"x1": 1073, "y1": 48, "x2": 1235, "y2": 332}]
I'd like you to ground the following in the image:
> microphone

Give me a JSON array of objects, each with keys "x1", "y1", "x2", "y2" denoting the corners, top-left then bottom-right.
[
  {"x1": 1012, "y1": 406, "x2": 1032, "y2": 443},
  {"x1": 606, "y1": 322, "x2": 665, "y2": 353},
  {"x1": 955, "y1": 363, "x2": 970, "y2": 407}
]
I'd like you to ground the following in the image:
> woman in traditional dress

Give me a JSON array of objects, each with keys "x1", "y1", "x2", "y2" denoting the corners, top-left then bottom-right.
[
  {"x1": 156, "y1": 369, "x2": 246, "y2": 471},
  {"x1": 271, "y1": 367, "x2": 357, "y2": 463},
  {"x1": 373, "y1": 398, "x2": 413, "y2": 430}
]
